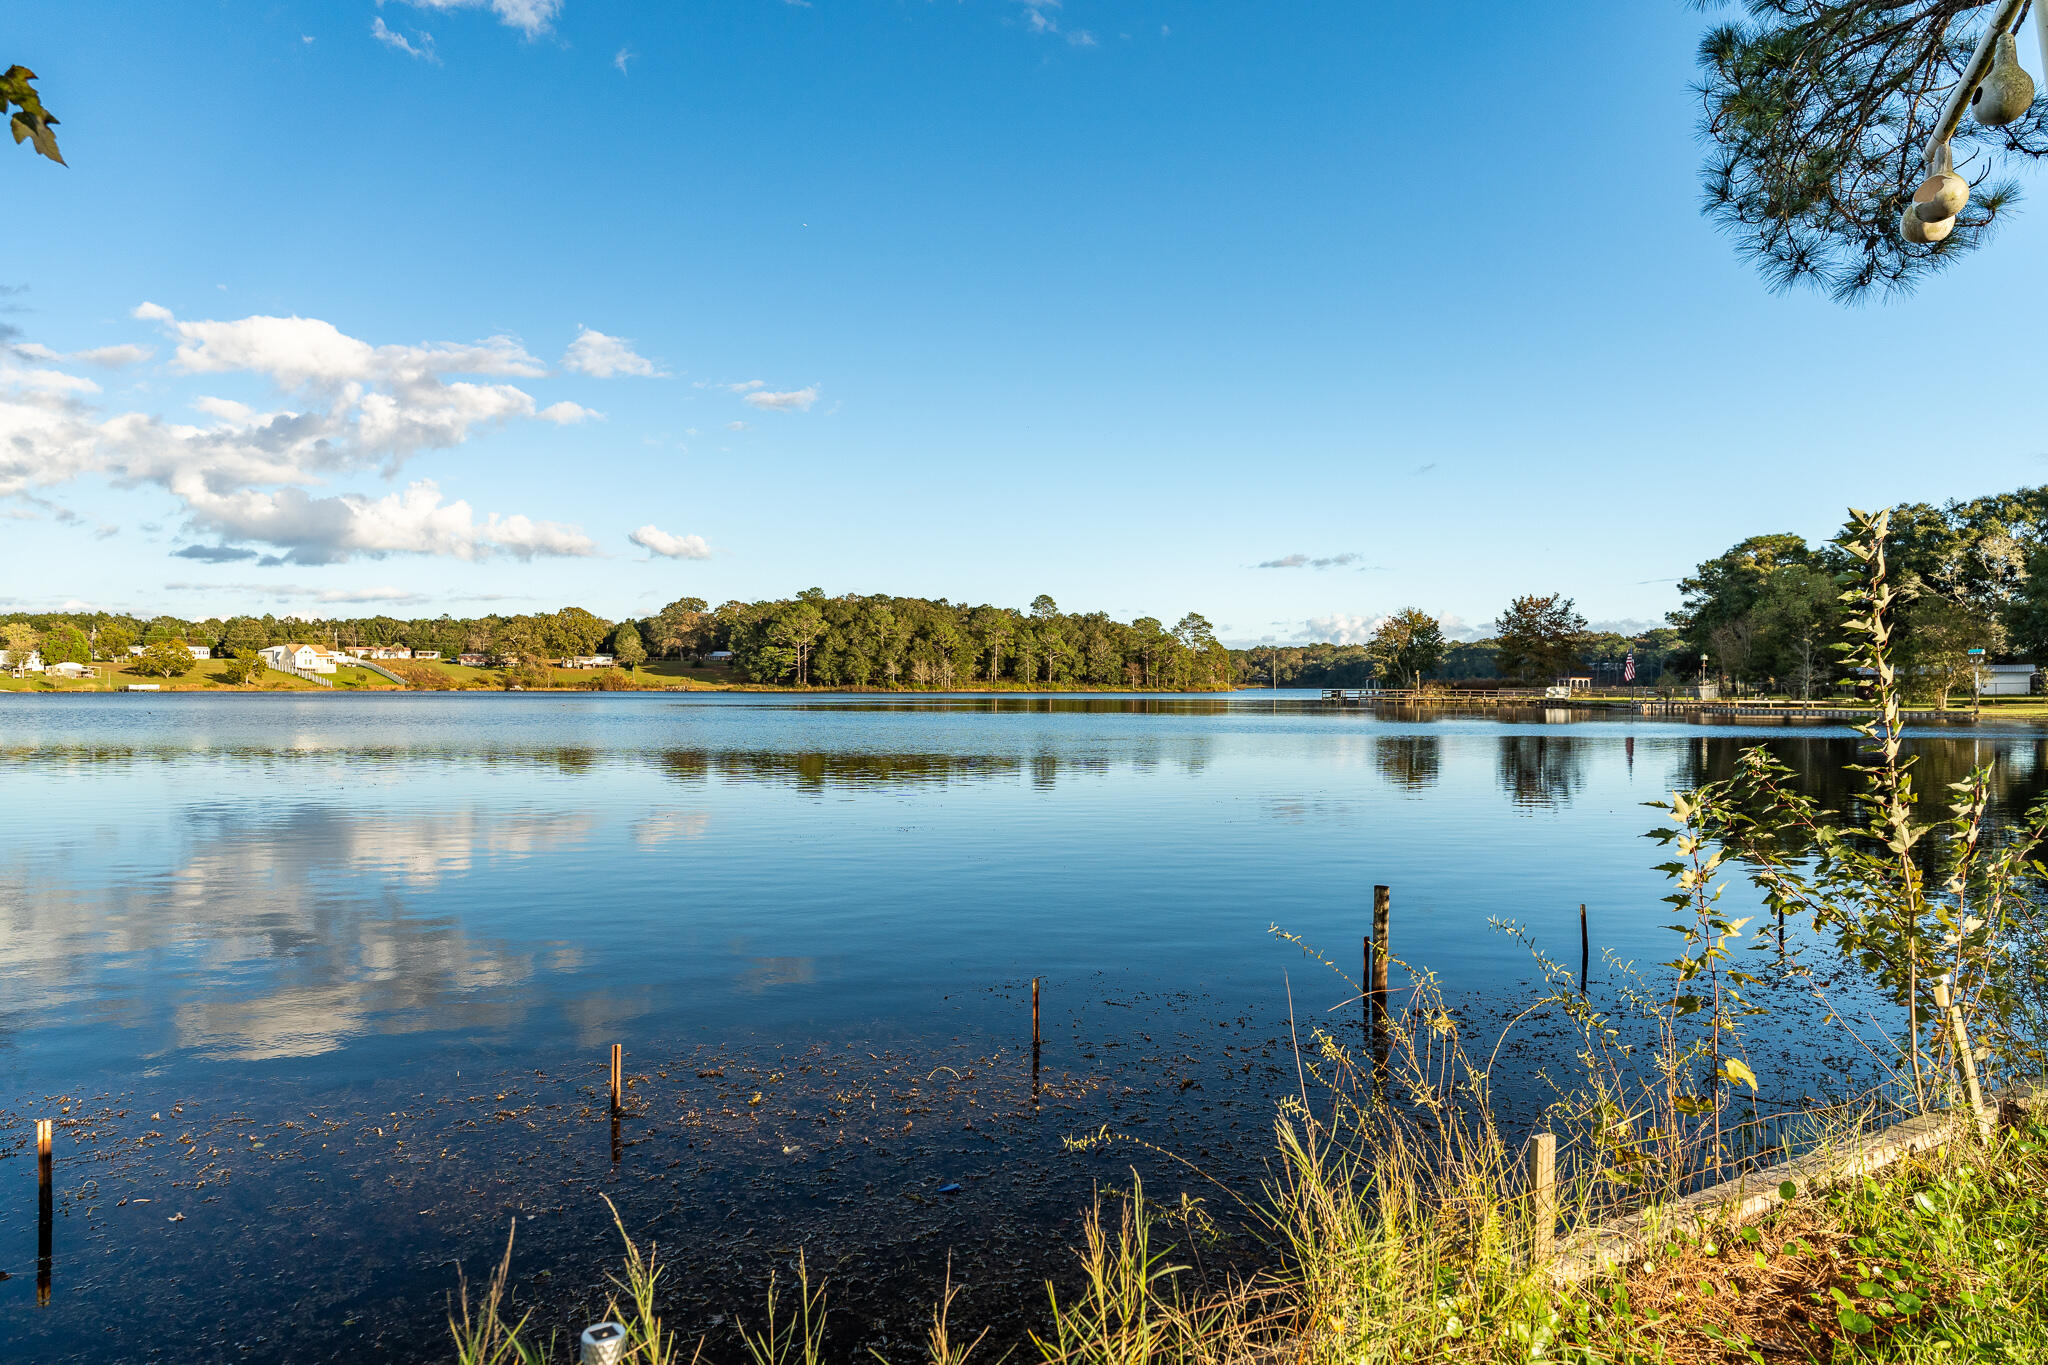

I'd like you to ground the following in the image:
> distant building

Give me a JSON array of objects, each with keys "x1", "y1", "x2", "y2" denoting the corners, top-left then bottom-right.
[
  {"x1": 48, "y1": 661, "x2": 93, "y2": 679},
  {"x1": 707, "y1": 650, "x2": 734, "y2": 662},
  {"x1": 412, "y1": 650, "x2": 441, "y2": 661},
  {"x1": 4, "y1": 649, "x2": 46, "y2": 673},
  {"x1": 456, "y1": 652, "x2": 489, "y2": 666},
  {"x1": 1980, "y1": 663, "x2": 2038, "y2": 697},
  {"x1": 186, "y1": 644, "x2": 211, "y2": 660},
  {"x1": 260, "y1": 643, "x2": 340, "y2": 675},
  {"x1": 562, "y1": 655, "x2": 616, "y2": 669}
]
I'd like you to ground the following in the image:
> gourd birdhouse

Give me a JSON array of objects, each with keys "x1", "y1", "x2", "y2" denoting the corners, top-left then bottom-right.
[
  {"x1": 1902, "y1": 203, "x2": 1954, "y2": 244},
  {"x1": 1971, "y1": 33, "x2": 2036, "y2": 127},
  {"x1": 1911, "y1": 169, "x2": 1969, "y2": 223}
]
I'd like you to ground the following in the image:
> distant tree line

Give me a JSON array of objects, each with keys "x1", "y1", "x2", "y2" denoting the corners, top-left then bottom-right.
[
  {"x1": 1228, "y1": 485, "x2": 2048, "y2": 705},
  {"x1": 1230, "y1": 617, "x2": 1686, "y2": 690},
  {"x1": 0, "y1": 592, "x2": 1232, "y2": 691},
  {"x1": 1667, "y1": 488, "x2": 2048, "y2": 706}
]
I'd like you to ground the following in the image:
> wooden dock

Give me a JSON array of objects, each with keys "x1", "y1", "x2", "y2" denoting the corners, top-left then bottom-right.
[
  {"x1": 1317, "y1": 690, "x2": 1978, "y2": 725},
  {"x1": 1320, "y1": 688, "x2": 1551, "y2": 708}
]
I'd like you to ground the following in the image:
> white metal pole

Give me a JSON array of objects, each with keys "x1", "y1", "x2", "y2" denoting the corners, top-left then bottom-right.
[{"x1": 1924, "y1": 0, "x2": 2031, "y2": 170}]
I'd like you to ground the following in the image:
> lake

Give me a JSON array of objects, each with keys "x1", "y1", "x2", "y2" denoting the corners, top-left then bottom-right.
[{"x1": 1, "y1": 693, "x2": 2038, "y2": 1362}]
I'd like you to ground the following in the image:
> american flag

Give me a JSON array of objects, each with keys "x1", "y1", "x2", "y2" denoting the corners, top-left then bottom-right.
[{"x1": 1623, "y1": 649, "x2": 1636, "y2": 683}]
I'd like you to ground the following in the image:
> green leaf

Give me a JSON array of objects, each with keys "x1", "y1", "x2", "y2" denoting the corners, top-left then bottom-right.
[
  {"x1": 1722, "y1": 1058, "x2": 1759, "y2": 1091},
  {"x1": 1837, "y1": 1309, "x2": 1874, "y2": 1335},
  {"x1": 1779, "y1": 1180, "x2": 1798, "y2": 1201}
]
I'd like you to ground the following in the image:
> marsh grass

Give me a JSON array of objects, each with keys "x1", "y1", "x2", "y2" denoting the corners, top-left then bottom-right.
[{"x1": 447, "y1": 981, "x2": 2045, "y2": 1365}]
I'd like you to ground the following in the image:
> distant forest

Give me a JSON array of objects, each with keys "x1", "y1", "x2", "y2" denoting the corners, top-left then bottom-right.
[{"x1": 2, "y1": 593, "x2": 1235, "y2": 691}]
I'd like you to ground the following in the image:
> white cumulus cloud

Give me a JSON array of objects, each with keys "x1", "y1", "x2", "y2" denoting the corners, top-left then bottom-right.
[
  {"x1": 1304, "y1": 612, "x2": 1388, "y2": 646},
  {"x1": 0, "y1": 306, "x2": 599, "y2": 564},
  {"x1": 629, "y1": 525, "x2": 712, "y2": 560},
  {"x1": 562, "y1": 326, "x2": 664, "y2": 378}
]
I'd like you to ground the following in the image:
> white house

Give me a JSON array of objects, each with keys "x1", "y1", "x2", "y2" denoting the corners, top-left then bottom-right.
[
  {"x1": 3, "y1": 649, "x2": 46, "y2": 673},
  {"x1": 186, "y1": 644, "x2": 212, "y2": 660},
  {"x1": 1980, "y1": 663, "x2": 2038, "y2": 697},
  {"x1": 48, "y1": 661, "x2": 92, "y2": 679},
  {"x1": 562, "y1": 654, "x2": 616, "y2": 669},
  {"x1": 260, "y1": 642, "x2": 340, "y2": 675}
]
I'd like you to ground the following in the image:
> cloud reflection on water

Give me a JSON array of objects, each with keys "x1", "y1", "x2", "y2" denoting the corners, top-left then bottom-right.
[{"x1": 0, "y1": 803, "x2": 595, "y2": 1060}]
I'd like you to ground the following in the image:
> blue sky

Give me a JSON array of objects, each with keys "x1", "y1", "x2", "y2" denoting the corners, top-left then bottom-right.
[{"x1": 5, "y1": 1, "x2": 2047, "y2": 644}]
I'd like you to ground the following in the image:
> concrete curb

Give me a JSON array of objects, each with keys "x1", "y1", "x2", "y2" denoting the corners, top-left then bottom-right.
[{"x1": 1546, "y1": 1078, "x2": 2048, "y2": 1288}]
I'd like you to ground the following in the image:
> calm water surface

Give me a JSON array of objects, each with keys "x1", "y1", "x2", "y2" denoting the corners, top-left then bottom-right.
[{"x1": 2, "y1": 693, "x2": 2039, "y2": 1361}]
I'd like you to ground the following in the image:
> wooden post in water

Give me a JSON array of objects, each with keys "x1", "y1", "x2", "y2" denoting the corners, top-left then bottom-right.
[
  {"x1": 1370, "y1": 885, "x2": 1392, "y2": 1081},
  {"x1": 1579, "y1": 904, "x2": 1589, "y2": 994},
  {"x1": 1362, "y1": 933, "x2": 1372, "y2": 1040},
  {"x1": 37, "y1": 1118, "x2": 53, "y2": 1304},
  {"x1": 1370, "y1": 886, "x2": 1391, "y2": 1024},
  {"x1": 1528, "y1": 1132, "x2": 1557, "y2": 1263},
  {"x1": 609, "y1": 1044, "x2": 623, "y2": 1114},
  {"x1": 1031, "y1": 977, "x2": 1042, "y2": 1107}
]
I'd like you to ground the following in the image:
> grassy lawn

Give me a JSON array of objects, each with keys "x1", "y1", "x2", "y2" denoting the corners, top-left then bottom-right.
[{"x1": 0, "y1": 659, "x2": 327, "y2": 692}]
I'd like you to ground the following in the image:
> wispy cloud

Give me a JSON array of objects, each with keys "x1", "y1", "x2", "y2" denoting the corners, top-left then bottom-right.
[
  {"x1": 613, "y1": 46, "x2": 634, "y2": 75},
  {"x1": 741, "y1": 385, "x2": 819, "y2": 412},
  {"x1": 371, "y1": 17, "x2": 440, "y2": 63},
  {"x1": 1020, "y1": 0, "x2": 1060, "y2": 34},
  {"x1": 392, "y1": 0, "x2": 562, "y2": 39},
  {"x1": 628, "y1": 524, "x2": 712, "y2": 560},
  {"x1": 13, "y1": 341, "x2": 154, "y2": 367},
  {"x1": 163, "y1": 580, "x2": 454, "y2": 606},
  {"x1": 173, "y1": 544, "x2": 262, "y2": 563},
  {"x1": 1256, "y1": 552, "x2": 1375, "y2": 570}
]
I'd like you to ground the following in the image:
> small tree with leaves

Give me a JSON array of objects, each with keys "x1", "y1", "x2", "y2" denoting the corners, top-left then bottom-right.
[
  {"x1": 611, "y1": 621, "x2": 647, "y2": 669},
  {"x1": 1674, "y1": 508, "x2": 2048, "y2": 1111},
  {"x1": 1365, "y1": 608, "x2": 1447, "y2": 689},
  {"x1": 1493, "y1": 594, "x2": 1589, "y2": 684},
  {"x1": 133, "y1": 641, "x2": 197, "y2": 677}
]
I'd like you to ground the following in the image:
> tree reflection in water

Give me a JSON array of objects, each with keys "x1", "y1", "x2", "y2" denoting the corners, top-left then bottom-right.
[
  {"x1": 1496, "y1": 734, "x2": 1587, "y2": 809},
  {"x1": 1374, "y1": 736, "x2": 1442, "y2": 790}
]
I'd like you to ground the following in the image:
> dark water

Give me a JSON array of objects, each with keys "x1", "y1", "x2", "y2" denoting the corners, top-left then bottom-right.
[{"x1": 1, "y1": 693, "x2": 2040, "y2": 1361}]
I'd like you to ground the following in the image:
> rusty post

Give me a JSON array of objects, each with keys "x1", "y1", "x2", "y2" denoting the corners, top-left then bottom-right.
[{"x1": 37, "y1": 1118, "x2": 53, "y2": 1305}]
